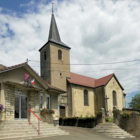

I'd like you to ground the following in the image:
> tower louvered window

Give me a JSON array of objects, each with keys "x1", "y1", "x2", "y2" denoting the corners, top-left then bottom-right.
[
  {"x1": 113, "y1": 91, "x2": 117, "y2": 106},
  {"x1": 84, "y1": 90, "x2": 88, "y2": 106},
  {"x1": 44, "y1": 52, "x2": 46, "y2": 60},
  {"x1": 58, "y1": 50, "x2": 62, "y2": 60}
]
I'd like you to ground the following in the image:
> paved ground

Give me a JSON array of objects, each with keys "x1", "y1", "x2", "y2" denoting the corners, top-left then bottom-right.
[{"x1": 33, "y1": 126, "x2": 140, "y2": 140}]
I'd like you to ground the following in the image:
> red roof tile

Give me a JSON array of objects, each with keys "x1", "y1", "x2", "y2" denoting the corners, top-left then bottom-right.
[
  {"x1": 95, "y1": 73, "x2": 114, "y2": 87},
  {"x1": 0, "y1": 64, "x2": 7, "y2": 71},
  {"x1": 67, "y1": 72, "x2": 96, "y2": 88},
  {"x1": 0, "y1": 62, "x2": 27, "y2": 72},
  {"x1": 68, "y1": 72, "x2": 124, "y2": 90}
]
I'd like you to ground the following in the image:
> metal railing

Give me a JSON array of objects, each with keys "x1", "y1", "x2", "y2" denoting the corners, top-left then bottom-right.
[{"x1": 28, "y1": 108, "x2": 42, "y2": 135}]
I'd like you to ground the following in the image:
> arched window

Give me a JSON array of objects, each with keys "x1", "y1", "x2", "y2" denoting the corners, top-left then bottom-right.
[
  {"x1": 113, "y1": 91, "x2": 117, "y2": 106},
  {"x1": 84, "y1": 90, "x2": 88, "y2": 106},
  {"x1": 58, "y1": 50, "x2": 62, "y2": 60}
]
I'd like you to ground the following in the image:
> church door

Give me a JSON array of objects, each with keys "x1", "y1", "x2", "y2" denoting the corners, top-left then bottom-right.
[{"x1": 60, "y1": 106, "x2": 65, "y2": 117}]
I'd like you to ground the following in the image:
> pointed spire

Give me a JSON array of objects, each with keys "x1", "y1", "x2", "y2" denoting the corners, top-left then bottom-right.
[{"x1": 48, "y1": 13, "x2": 61, "y2": 42}]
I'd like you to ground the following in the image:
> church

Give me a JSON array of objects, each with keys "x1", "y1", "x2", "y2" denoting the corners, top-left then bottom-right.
[
  {"x1": 39, "y1": 13, "x2": 126, "y2": 117},
  {"x1": 0, "y1": 12, "x2": 126, "y2": 121}
]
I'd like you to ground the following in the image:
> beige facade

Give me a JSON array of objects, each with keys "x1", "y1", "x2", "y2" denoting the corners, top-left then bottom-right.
[
  {"x1": 69, "y1": 84, "x2": 95, "y2": 117},
  {"x1": 0, "y1": 64, "x2": 62, "y2": 122},
  {"x1": 40, "y1": 43, "x2": 70, "y2": 91},
  {"x1": 105, "y1": 76, "x2": 125, "y2": 116},
  {"x1": 50, "y1": 44, "x2": 70, "y2": 91}
]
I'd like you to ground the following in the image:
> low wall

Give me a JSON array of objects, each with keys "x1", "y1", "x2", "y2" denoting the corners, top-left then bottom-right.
[{"x1": 114, "y1": 111, "x2": 140, "y2": 137}]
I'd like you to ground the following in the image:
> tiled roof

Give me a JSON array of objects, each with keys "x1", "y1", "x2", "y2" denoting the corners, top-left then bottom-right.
[
  {"x1": 0, "y1": 62, "x2": 66, "y2": 93},
  {"x1": 67, "y1": 72, "x2": 96, "y2": 88},
  {"x1": 95, "y1": 73, "x2": 114, "y2": 87},
  {"x1": 67, "y1": 72, "x2": 124, "y2": 90},
  {"x1": 0, "y1": 64, "x2": 7, "y2": 70}
]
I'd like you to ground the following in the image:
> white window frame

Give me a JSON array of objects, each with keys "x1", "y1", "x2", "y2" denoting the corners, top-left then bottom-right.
[
  {"x1": 46, "y1": 94, "x2": 50, "y2": 109},
  {"x1": 40, "y1": 93, "x2": 44, "y2": 108}
]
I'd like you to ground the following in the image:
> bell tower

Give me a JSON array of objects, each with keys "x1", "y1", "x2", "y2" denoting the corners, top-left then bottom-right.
[{"x1": 39, "y1": 13, "x2": 71, "y2": 91}]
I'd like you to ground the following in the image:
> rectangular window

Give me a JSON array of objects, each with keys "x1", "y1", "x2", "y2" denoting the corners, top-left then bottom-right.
[
  {"x1": 40, "y1": 93, "x2": 44, "y2": 108},
  {"x1": 46, "y1": 94, "x2": 50, "y2": 109},
  {"x1": 44, "y1": 52, "x2": 46, "y2": 60}
]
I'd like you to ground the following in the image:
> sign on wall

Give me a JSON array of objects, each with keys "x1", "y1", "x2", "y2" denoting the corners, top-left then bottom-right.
[{"x1": 24, "y1": 73, "x2": 30, "y2": 83}]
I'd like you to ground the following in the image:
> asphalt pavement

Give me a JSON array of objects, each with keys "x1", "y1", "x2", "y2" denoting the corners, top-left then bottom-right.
[{"x1": 33, "y1": 126, "x2": 140, "y2": 140}]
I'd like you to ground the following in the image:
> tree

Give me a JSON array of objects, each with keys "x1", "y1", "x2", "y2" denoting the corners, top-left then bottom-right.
[{"x1": 129, "y1": 93, "x2": 140, "y2": 110}]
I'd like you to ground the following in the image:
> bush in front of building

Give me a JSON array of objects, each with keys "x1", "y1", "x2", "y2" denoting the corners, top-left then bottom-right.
[
  {"x1": 59, "y1": 115, "x2": 97, "y2": 128},
  {"x1": 40, "y1": 108, "x2": 55, "y2": 115},
  {"x1": 121, "y1": 111, "x2": 131, "y2": 118},
  {"x1": 0, "y1": 104, "x2": 4, "y2": 112}
]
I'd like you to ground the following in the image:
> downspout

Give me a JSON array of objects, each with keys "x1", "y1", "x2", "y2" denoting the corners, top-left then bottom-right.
[
  {"x1": 103, "y1": 86, "x2": 107, "y2": 116},
  {"x1": 70, "y1": 84, "x2": 73, "y2": 117}
]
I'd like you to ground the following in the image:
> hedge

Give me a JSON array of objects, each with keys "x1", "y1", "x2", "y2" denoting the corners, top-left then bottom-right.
[{"x1": 59, "y1": 116, "x2": 98, "y2": 128}]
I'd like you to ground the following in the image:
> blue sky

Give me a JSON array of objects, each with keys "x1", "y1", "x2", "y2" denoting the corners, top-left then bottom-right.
[{"x1": 0, "y1": 0, "x2": 140, "y2": 108}]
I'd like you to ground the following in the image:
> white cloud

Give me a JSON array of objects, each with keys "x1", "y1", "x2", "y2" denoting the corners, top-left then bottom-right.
[{"x1": 0, "y1": 0, "x2": 140, "y2": 103}]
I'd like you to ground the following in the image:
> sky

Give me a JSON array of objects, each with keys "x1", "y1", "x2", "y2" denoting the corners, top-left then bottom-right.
[{"x1": 0, "y1": 0, "x2": 140, "y2": 107}]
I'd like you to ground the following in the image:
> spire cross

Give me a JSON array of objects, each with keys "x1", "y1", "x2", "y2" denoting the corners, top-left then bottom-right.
[{"x1": 52, "y1": 2, "x2": 54, "y2": 13}]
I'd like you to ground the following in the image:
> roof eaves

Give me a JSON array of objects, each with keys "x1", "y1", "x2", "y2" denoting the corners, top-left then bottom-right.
[
  {"x1": 26, "y1": 63, "x2": 66, "y2": 93},
  {"x1": 26, "y1": 63, "x2": 50, "y2": 89},
  {"x1": 47, "y1": 87, "x2": 66, "y2": 93},
  {"x1": 39, "y1": 40, "x2": 71, "y2": 52},
  {"x1": 0, "y1": 63, "x2": 27, "y2": 74},
  {"x1": 104, "y1": 74, "x2": 124, "y2": 90},
  {"x1": 67, "y1": 81, "x2": 95, "y2": 89}
]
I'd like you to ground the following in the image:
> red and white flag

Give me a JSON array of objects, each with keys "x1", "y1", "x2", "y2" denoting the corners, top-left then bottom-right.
[{"x1": 31, "y1": 79, "x2": 35, "y2": 85}]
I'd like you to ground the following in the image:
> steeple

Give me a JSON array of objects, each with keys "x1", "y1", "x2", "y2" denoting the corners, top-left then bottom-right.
[
  {"x1": 47, "y1": 13, "x2": 70, "y2": 49},
  {"x1": 39, "y1": 12, "x2": 70, "y2": 52},
  {"x1": 48, "y1": 13, "x2": 61, "y2": 42}
]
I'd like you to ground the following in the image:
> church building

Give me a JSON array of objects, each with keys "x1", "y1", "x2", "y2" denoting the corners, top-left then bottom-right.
[
  {"x1": 39, "y1": 13, "x2": 126, "y2": 117},
  {"x1": 0, "y1": 12, "x2": 126, "y2": 122}
]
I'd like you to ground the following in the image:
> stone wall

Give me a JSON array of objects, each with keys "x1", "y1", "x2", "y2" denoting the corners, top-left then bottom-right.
[
  {"x1": 94, "y1": 87, "x2": 104, "y2": 115},
  {"x1": 70, "y1": 84, "x2": 95, "y2": 117},
  {"x1": 28, "y1": 90, "x2": 40, "y2": 121},
  {"x1": 105, "y1": 76, "x2": 124, "y2": 117},
  {"x1": 114, "y1": 111, "x2": 140, "y2": 137},
  {"x1": 5, "y1": 84, "x2": 15, "y2": 120}
]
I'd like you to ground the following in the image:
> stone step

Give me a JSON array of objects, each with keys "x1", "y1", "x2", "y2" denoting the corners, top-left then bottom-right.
[
  {"x1": 0, "y1": 132, "x2": 69, "y2": 140},
  {"x1": 93, "y1": 123, "x2": 135, "y2": 139},
  {"x1": 97, "y1": 123, "x2": 116, "y2": 126},
  {"x1": 113, "y1": 136, "x2": 136, "y2": 139},
  {"x1": 0, "y1": 128, "x2": 62, "y2": 133},
  {"x1": 0, "y1": 130, "x2": 67, "y2": 137},
  {"x1": 0, "y1": 121, "x2": 69, "y2": 140},
  {"x1": 0, "y1": 125, "x2": 53, "y2": 128},
  {"x1": 94, "y1": 129, "x2": 128, "y2": 133},
  {"x1": 94, "y1": 128, "x2": 121, "y2": 130},
  {"x1": 1, "y1": 122, "x2": 50, "y2": 125},
  {"x1": 0, "y1": 127, "x2": 59, "y2": 131}
]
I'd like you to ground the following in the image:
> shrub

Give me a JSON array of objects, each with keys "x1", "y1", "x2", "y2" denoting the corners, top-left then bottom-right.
[
  {"x1": 0, "y1": 104, "x2": 4, "y2": 112},
  {"x1": 112, "y1": 109, "x2": 119, "y2": 114},
  {"x1": 59, "y1": 115, "x2": 96, "y2": 128},
  {"x1": 109, "y1": 118, "x2": 113, "y2": 122},
  {"x1": 121, "y1": 111, "x2": 131, "y2": 118},
  {"x1": 96, "y1": 111, "x2": 102, "y2": 118},
  {"x1": 40, "y1": 108, "x2": 55, "y2": 115},
  {"x1": 105, "y1": 117, "x2": 109, "y2": 122}
]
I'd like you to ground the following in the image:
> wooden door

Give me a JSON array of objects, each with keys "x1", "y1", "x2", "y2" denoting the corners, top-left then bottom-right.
[{"x1": 60, "y1": 106, "x2": 65, "y2": 117}]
